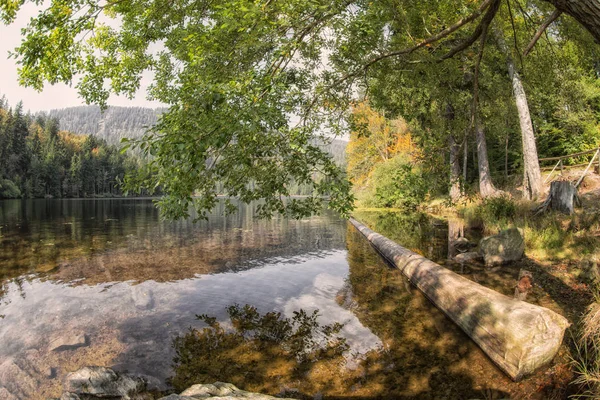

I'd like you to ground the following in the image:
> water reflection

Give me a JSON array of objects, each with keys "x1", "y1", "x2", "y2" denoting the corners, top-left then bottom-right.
[
  {"x1": 0, "y1": 201, "x2": 532, "y2": 399},
  {"x1": 0, "y1": 199, "x2": 378, "y2": 399}
]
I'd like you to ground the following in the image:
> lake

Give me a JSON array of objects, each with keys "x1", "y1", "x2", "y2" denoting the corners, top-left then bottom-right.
[{"x1": 0, "y1": 199, "x2": 521, "y2": 399}]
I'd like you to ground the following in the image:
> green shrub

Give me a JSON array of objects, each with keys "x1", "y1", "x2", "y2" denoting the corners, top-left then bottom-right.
[
  {"x1": 479, "y1": 196, "x2": 516, "y2": 221},
  {"x1": 0, "y1": 179, "x2": 22, "y2": 199},
  {"x1": 369, "y1": 155, "x2": 427, "y2": 210}
]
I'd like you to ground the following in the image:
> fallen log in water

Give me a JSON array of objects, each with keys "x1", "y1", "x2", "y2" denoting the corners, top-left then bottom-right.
[{"x1": 350, "y1": 218, "x2": 569, "y2": 381}]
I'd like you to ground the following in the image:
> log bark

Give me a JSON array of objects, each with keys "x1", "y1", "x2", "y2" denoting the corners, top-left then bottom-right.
[
  {"x1": 494, "y1": 28, "x2": 543, "y2": 200},
  {"x1": 543, "y1": 0, "x2": 600, "y2": 43},
  {"x1": 350, "y1": 218, "x2": 570, "y2": 381}
]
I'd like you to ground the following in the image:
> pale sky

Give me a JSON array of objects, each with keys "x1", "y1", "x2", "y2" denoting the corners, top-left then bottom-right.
[{"x1": 0, "y1": 3, "x2": 164, "y2": 112}]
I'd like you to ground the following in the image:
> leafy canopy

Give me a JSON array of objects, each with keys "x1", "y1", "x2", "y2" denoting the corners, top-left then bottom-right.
[{"x1": 4, "y1": 0, "x2": 595, "y2": 217}]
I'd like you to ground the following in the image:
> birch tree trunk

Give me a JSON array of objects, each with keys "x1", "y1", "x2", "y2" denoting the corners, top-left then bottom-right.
[
  {"x1": 449, "y1": 135, "x2": 462, "y2": 202},
  {"x1": 494, "y1": 28, "x2": 542, "y2": 200},
  {"x1": 475, "y1": 118, "x2": 500, "y2": 197}
]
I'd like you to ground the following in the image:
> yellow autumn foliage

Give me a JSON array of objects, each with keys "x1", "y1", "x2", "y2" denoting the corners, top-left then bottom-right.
[{"x1": 346, "y1": 102, "x2": 418, "y2": 189}]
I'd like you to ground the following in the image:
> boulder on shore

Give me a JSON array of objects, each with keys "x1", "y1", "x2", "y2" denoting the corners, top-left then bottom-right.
[{"x1": 479, "y1": 228, "x2": 525, "y2": 267}]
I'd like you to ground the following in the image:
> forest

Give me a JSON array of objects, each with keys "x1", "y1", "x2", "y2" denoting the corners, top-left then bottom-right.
[{"x1": 0, "y1": 96, "x2": 142, "y2": 199}]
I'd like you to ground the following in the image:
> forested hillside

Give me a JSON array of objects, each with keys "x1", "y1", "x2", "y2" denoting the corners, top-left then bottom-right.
[
  {"x1": 0, "y1": 97, "x2": 143, "y2": 199},
  {"x1": 47, "y1": 106, "x2": 165, "y2": 146},
  {"x1": 49, "y1": 105, "x2": 345, "y2": 156},
  {"x1": 48, "y1": 105, "x2": 347, "y2": 165}
]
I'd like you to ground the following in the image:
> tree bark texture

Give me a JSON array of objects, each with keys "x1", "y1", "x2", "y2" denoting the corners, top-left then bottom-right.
[
  {"x1": 536, "y1": 181, "x2": 579, "y2": 214},
  {"x1": 475, "y1": 119, "x2": 500, "y2": 197},
  {"x1": 449, "y1": 135, "x2": 463, "y2": 202},
  {"x1": 350, "y1": 218, "x2": 570, "y2": 381},
  {"x1": 494, "y1": 28, "x2": 543, "y2": 200},
  {"x1": 544, "y1": 0, "x2": 600, "y2": 42}
]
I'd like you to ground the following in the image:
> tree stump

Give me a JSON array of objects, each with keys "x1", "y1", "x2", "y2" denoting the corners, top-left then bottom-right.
[
  {"x1": 535, "y1": 180, "x2": 580, "y2": 215},
  {"x1": 514, "y1": 269, "x2": 533, "y2": 301}
]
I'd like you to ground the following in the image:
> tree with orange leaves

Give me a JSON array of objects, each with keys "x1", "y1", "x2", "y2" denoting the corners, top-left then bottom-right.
[{"x1": 346, "y1": 102, "x2": 417, "y2": 189}]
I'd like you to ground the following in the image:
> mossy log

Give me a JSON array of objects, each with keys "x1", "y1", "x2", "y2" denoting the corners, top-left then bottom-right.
[{"x1": 350, "y1": 218, "x2": 569, "y2": 381}]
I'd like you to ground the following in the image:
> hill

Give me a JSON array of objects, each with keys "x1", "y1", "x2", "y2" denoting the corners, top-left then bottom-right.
[
  {"x1": 47, "y1": 105, "x2": 347, "y2": 164},
  {"x1": 47, "y1": 106, "x2": 165, "y2": 146}
]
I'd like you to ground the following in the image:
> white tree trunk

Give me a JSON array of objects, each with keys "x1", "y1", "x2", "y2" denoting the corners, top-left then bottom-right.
[
  {"x1": 495, "y1": 28, "x2": 542, "y2": 200},
  {"x1": 475, "y1": 118, "x2": 500, "y2": 197},
  {"x1": 449, "y1": 135, "x2": 462, "y2": 202}
]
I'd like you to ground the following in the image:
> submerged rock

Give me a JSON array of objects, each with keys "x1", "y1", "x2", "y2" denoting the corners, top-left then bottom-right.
[
  {"x1": 454, "y1": 251, "x2": 482, "y2": 264},
  {"x1": 159, "y1": 382, "x2": 297, "y2": 399},
  {"x1": 0, "y1": 358, "x2": 38, "y2": 398},
  {"x1": 479, "y1": 228, "x2": 525, "y2": 267},
  {"x1": 0, "y1": 387, "x2": 19, "y2": 400},
  {"x1": 64, "y1": 366, "x2": 146, "y2": 399},
  {"x1": 58, "y1": 369, "x2": 294, "y2": 400},
  {"x1": 453, "y1": 237, "x2": 475, "y2": 253},
  {"x1": 131, "y1": 286, "x2": 155, "y2": 310}
]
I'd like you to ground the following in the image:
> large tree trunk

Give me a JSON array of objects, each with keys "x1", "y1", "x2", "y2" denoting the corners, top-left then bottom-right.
[
  {"x1": 475, "y1": 118, "x2": 500, "y2": 198},
  {"x1": 544, "y1": 0, "x2": 600, "y2": 42},
  {"x1": 449, "y1": 135, "x2": 462, "y2": 202},
  {"x1": 350, "y1": 218, "x2": 570, "y2": 381},
  {"x1": 494, "y1": 28, "x2": 542, "y2": 200}
]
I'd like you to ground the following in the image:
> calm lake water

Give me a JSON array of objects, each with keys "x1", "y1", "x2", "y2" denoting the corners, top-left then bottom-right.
[{"x1": 0, "y1": 199, "x2": 519, "y2": 399}]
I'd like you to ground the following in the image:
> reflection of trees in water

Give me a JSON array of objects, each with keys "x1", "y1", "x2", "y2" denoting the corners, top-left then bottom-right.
[
  {"x1": 447, "y1": 219, "x2": 465, "y2": 260},
  {"x1": 169, "y1": 226, "x2": 514, "y2": 399},
  {"x1": 171, "y1": 304, "x2": 349, "y2": 397},
  {"x1": 351, "y1": 210, "x2": 448, "y2": 262},
  {"x1": 0, "y1": 199, "x2": 346, "y2": 287}
]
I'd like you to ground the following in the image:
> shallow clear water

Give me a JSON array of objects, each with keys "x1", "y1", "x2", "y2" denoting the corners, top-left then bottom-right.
[{"x1": 0, "y1": 199, "x2": 518, "y2": 399}]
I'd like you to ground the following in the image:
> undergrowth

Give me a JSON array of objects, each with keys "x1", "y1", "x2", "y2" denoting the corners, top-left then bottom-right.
[
  {"x1": 571, "y1": 274, "x2": 600, "y2": 398},
  {"x1": 458, "y1": 196, "x2": 600, "y2": 262}
]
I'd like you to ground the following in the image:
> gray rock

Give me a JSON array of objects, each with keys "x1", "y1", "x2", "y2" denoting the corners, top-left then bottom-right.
[
  {"x1": 50, "y1": 332, "x2": 89, "y2": 351},
  {"x1": 479, "y1": 227, "x2": 525, "y2": 267},
  {"x1": 454, "y1": 251, "x2": 482, "y2": 264},
  {"x1": 158, "y1": 395, "x2": 195, "y2": 400},
  {"x1": 180, "y1": 382, "x2": 296, "y2": 399},
  {"x1": 0, "y1": 387, "x2": 19, "y2": 400},
  {"x1": 131, "y1": 286, "x2": 154, "y2": 310},
  {"x1": 60, "y1": 393, "x2": 82, "y2": 400},
  {"x1": 453, "y1": 237, "x2": 474, "y2": 253},
  {"x1": 64, "y1": 366, "x2": 146, "y2": 399}
]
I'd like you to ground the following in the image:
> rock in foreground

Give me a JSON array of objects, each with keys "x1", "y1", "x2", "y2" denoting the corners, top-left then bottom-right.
[
  {"x1": 59, "y1": 367, "x2": 296, "y2": 399},
  {"x1": 161, "y1": 381, "x2": 296, "y2": 399},
  {"x1": 479, "y1": 228, "x2": 525, "y2": 267},
  {"x1": 63, "y1": 366, "x2": 146, "y2": 399}
]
